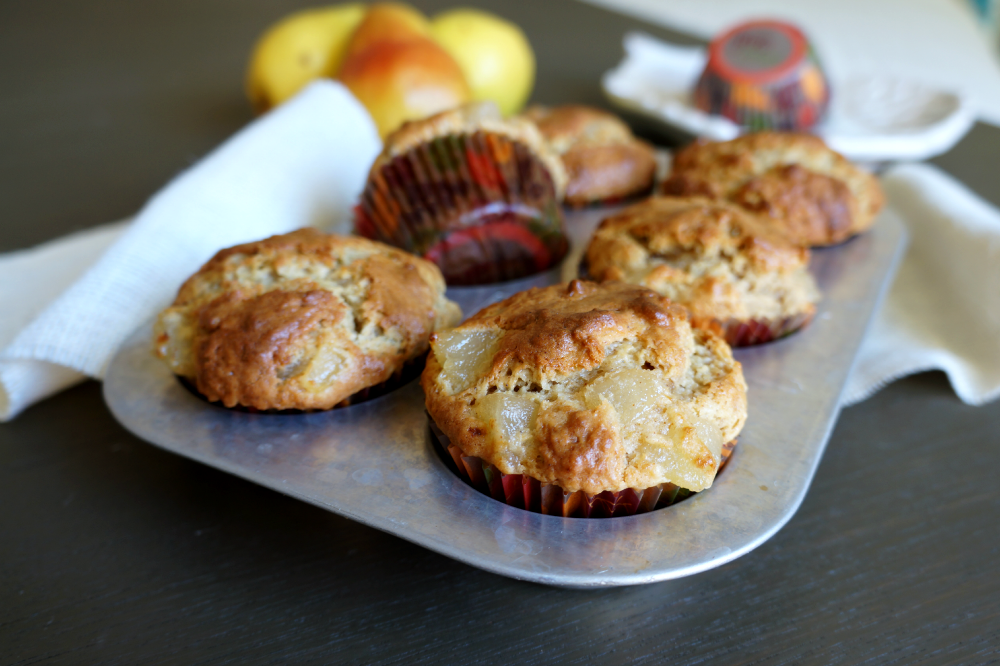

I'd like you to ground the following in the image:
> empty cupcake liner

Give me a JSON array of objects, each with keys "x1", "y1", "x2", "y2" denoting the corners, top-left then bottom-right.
[
  {"x1": 356, "y1": 131, "x2": 568, "y2": 286},
  {"x1": 429, "y1": 419, "x2": 735, "y2": 519},
  {"x1": 694, "y1": 21, "x2": 830, "y2": 131}
]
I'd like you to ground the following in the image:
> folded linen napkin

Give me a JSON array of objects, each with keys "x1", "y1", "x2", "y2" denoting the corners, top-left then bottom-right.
[
  {"x1": 0, "y1": 80, "x2": 381, "y2": 421},
  {"x1": 842, "y1": 163, "x2": 1000, "y2": 406}
]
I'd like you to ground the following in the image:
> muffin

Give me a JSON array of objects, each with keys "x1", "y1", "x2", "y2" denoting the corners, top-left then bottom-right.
[
  {"x1": 662, "y1": 132, "x2": 883, "y2": 246},
  {"x1": 584, "y1": 196, "x2": 819, "y2": 347},
  {"x1": 354, "y1": 101, "x2": 569, "y2": 286},
  {"x1": 153, "y1": 228, "x2": 461, "y2": 411},
  {"x1": 522, "y1": 105, "x2": 658, "y2": 207},
  {"x1": 422, "y1": 279, "x2": 747, "y2": 517}
]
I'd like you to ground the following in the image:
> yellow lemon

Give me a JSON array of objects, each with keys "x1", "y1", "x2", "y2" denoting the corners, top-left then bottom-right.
[
  {"x1": 430, "y1": 8, "x2": 535, "y2": 116},
  {"x1": 246, "y1": 4, "x2": 366, "y2": 113}
]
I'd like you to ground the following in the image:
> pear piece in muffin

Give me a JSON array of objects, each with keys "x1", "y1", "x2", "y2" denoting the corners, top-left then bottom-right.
[{"x1": 422, "y1": 280, "x2": 747, "y2": 516}]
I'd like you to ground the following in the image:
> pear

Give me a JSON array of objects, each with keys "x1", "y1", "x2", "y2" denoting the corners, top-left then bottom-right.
[
  {"x1": 246, "y1": 4, "x2": 366, "y2": 113},
  {"x1": 431, "y1": 8, "x2": 536, "y2": 116},
  {"x1": 338, "y1": 3, "x2": 470, "y2": 138}
]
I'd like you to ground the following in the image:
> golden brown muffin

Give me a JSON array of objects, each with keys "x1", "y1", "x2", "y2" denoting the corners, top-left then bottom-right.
[
  {"x1": 523, "y1": 105, "x2": 658, "y2": 206},
  {"x1": 662, "y1": 132, "x2": 883, "y2": 246},
  {"x1": 154, "y1": 228, "x2": 461, "y2": 411},
  {"x1": 585, "y1": 196, "x2": 819, "y2": 346},
  {"x1": 422, "y1": 280, "x2": 747, "y2": 496}
]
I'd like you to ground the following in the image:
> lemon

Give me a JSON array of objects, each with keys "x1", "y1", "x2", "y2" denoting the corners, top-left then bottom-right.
[
  {"x1": 246, "y1": 4, "x2": 366, "y2": 113},
  {"x1": 430, "y1": 8, "x2": 535, "y2": 116}
]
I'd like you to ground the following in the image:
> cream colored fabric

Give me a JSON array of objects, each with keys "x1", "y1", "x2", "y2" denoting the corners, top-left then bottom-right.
[{"x1": 842, "y1": 163, "x2": 1000, "y2": 406}]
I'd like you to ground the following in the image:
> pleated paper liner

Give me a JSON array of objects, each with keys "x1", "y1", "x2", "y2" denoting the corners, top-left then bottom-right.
[
  {"x1": 692, "y1": 311, "x2": 814, "y2": 347},
  {"x1": 355, "y1": 130, "x2": 567, "y2": 286},
  {"x1": 693, "y1": 20, "x2": 830, "y2": 131},
  {"x1": 429, "y1": 419, "x2": 736, "y2": 519},
  {"x1": 176, "y1": 353, "x2": 426, "y2": 414}
]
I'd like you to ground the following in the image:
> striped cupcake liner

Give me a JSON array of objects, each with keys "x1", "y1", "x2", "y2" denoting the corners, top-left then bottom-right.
[
  {"x1": 355, "y1": 131, "x2": 568, "y2": 286},
  {"x1": 429, "y1": 419, "x2": 735, "y2": 519},
  {"x1": 694, "y1": 64, "x2": 830, "y2": 131},
  {"x1": 693, "y1": 20, "x2": 830, "y2": 131}
]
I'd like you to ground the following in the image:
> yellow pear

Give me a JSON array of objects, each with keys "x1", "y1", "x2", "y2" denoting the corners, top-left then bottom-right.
[
  {"x1": 246, "y1": 4, "x2": 366, "y2": 113},
  {"x1": 430, "y1": 8, "x2": 535, "y2": 116}
]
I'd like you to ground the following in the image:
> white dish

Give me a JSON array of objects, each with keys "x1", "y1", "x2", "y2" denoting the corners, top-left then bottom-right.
[{"x1": 603, "y1": 32, "x2": 976, "y2": 162}]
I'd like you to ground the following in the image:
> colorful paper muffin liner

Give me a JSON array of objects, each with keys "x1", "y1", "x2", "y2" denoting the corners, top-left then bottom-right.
[
  {"x1": 693, "y1": 311, "x2": 814, "y2": 347},
  {"x1": 356, "y1": 131, "x2": 568, "y2": 286},
  {"x1": 693, "y1": 21, "x2": 830, "y2": 131},
  {"x1": 177, "y1": 353, "x2": 426, "y2": 414},
  {"x1": 429, "y1": 419, "x2": 735, "y2": 519}
]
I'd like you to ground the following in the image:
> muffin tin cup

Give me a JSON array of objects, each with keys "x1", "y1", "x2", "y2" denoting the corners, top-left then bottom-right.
[
  {"x1": 429, "y1": 419, "x2": 735, "y2": 519},
  {"x1": 356, "y1": 131, "x2": 568, "y2": 286}
]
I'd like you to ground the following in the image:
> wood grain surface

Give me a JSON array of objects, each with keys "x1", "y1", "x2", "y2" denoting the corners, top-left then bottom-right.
[{"x1": 1, "y1": 1, "x2": 999, "y2": 664}]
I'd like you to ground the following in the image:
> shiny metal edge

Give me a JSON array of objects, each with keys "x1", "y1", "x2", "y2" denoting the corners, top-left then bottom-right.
[{"x1": 103, "y1": 209, "x2": 907, "y2": 588}]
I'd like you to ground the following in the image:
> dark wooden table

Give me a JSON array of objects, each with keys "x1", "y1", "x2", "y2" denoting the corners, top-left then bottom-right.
[{"x1": 2, "y1": 1, "x2": 999, "y2": 663}]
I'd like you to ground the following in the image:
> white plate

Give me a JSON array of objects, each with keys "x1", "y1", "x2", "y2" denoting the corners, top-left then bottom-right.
[{"x1": 603, "y1": 32, "x2": 976, "y2": 162}]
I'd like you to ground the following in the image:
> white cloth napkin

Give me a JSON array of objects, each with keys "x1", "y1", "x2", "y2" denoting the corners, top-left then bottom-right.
[
  {"x1": 0, "y1": 80, "x2": 381, "y2": 421},
  {"x1": 842, "y1": 162, "x2": 1000, "y2": 406}
]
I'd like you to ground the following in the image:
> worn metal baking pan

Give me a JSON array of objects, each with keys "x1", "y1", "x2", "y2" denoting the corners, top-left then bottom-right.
[{"x1": 103, "y1": 207, "x2": 906, "y2": 588}]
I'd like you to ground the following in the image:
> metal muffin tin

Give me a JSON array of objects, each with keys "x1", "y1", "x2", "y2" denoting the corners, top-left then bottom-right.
[{"x1": 103, "y1": 207, "x2": 906, "y2": 588}]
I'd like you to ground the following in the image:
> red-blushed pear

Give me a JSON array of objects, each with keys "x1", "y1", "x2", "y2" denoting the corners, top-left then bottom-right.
[
  {"x1": 340, "y1": 2, "x2": 430, "y2": 55},
  {"x1": 338, "y1": 2, "x2": 470, "y2": 138}
]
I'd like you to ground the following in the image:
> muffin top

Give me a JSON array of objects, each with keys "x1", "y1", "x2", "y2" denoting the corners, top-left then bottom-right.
[
  {"x1": 422, "y1": 280, "x2": 747, "y2": 494},
  {"x1": 585, "y1": 196, "x2": 819, "y2": 324},
  {"x1": 523, "y1": 104, "x2": 657, "y2": 205},
  {"x1": 377, "y1": 101, "x2": 567, "y2": 197},
  {"x1": 662, "y1": 132, "x2": 883, "y2": 246},
  {"x1": 154, "y1": 229, "x2": 461, "y2": 411}
]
